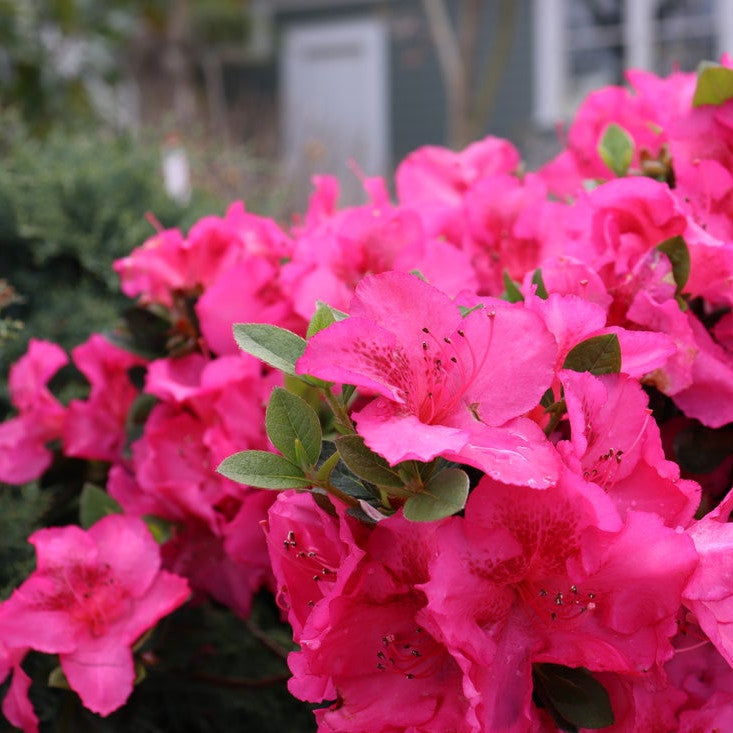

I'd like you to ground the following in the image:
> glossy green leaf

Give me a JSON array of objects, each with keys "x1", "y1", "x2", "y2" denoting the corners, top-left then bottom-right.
[
  {"x1": 533, "y1": 663, "x2": 614, "y2": 730},
  {"x1": 692, "y1": 61, "x2": 733, "y2": 107},
  {"x1": 266, "y1": 387, "x2": 322, "y2": 467},
  {"x1": 598, "y1": 123, "x2": 634, "y2": 177},
  {"x1": 79, "y1": 483, "x2": 123, "y2": 529},
  {"x1": 232, "y1": 323, "x2": 306, "y2": 375},
  {"x1": 502, "y1": 270, "x2": 524, "y2": 302},
  {"x1": 335, "y1": 434, "x2": 405, "y2": 488},
  {"x1": 562, "y1": 334, "x2": 621, "y2": 375},
  {"x1": 657, "y1": 235, "x2": 690, "y2": 295},
  {"x1": 217, "y1": 450, "x2": 311, "y2": 490},
  {"x1": 306, "y1": 301, "x2": 349, "y2": 338},
  {"x1": 403, "y1": 468, "x2": 469, "y2": 522},
  {"x1": 531, "y1": 268, "x2": 549, "y2": 299}
]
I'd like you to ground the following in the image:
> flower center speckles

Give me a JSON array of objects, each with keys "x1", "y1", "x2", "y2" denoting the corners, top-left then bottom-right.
[
  {"x1": 375, "y1": 626, "x2": 446, "y2": 680},
  {"x1": 525, "y1": 582, "x2": 598, "y2": 625},
  {"x1": 352, "y1": 337, "x2": 412, "y2": 402},
  {"x1": 583, "y1": 447, "x2": 624, "y2": 488},
  {"x1": 33, "y1": 561, "x2": 129, "y2": 636},
  {"x1": 415, "y1": 308, "x2": 496, "y2": 424},
  {"x1": 281, "y1": 530, "x2": 338, "y2": 608}
]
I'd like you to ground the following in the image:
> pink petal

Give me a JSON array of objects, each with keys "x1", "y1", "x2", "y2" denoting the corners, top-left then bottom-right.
[
  {"x1": 61, "y1": 640, "x2": 134, "y2": 716},
  {"x1": 354, "y1": 398, "x2": 469, "y2": 465}
]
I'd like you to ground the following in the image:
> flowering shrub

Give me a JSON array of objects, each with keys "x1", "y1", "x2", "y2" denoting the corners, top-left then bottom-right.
[{"x1": 3, "y1": 57, "x2": 733, "y2": 731}]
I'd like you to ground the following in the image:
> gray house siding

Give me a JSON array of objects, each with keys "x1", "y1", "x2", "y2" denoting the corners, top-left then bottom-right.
[{"x1": 274, "y1": 0, "x2": 539, "y2": 191}]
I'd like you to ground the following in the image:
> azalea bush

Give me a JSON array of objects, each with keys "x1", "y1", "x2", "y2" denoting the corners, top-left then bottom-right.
[{"x1": 3, "y1": 57, "x2": 733, "y2": 731}]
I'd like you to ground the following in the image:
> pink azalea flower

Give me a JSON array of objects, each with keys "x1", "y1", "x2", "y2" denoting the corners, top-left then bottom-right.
[
  {"x1": 297, "y1": 271, "x2": 560, "y2": 488},
  {"x1": 0, "y1": 643, "x2": 37, "y2": 733},
  {"x1": 421, "y1": 472, "x2": 698, "y2": 730},
  {"x1": 561, "y1": 177, "x2": 687, "y2": 282},
  {"x1": 158, "y1": 490, "x2": 275, "y2": 619},
  {"x1": 396, "y1": 135, "x2": 520, "y2": 245},
  {"x1": 62, "y1": 334, "x2": 146, "y2": 463},
  {"x1": 110, "y1": 352, "x2": 277, "y2": 616},
  {"x1": 290, "y1": 513, "x2": 474, "y2": 732},
  {"x1": 666, "y1": 618, "x2": 733, "y2": 722},
  {"x1": 682, "y1": 486, "x2": 733, "y2": 668},
  {"x1": 264, "y1": 491, "x2": 367, "y2": 642},
  {"x1": 670, "y1": 313, "x2": 733, "y2": 428},
  {"x1": 281, "y1": 196, "x2": 478, "y2": 321},
  {"x1": 532, "y1": 255, "x2": 612, "y2": 311},
  {"x1": 114, "y1": 228, "x2": 189, "y2": 307},
  {"x1": 588, "y1": 667, "x2": 686, "y2": 733},
  {"x1": 0, "y1": 516, "x2": 189, "y2": 716},
  {"x1": 196, "y1": 255, "x2": 301, "y2": 355},
  {"x1": 114, "y1": 202, "x2": 292, "y2": 309},
  {"x1": 0, "y1": 339, "x2": 68, "y2": 484},
  {"x1": 523, "y1": 290, "x2": 675, "y2": 380},
  {"x1": 462, "y1": 172, "x2": 554, "y2": 295},
  {"x1": 558, "y1": 371, "x2": 700, "y2": 527}
]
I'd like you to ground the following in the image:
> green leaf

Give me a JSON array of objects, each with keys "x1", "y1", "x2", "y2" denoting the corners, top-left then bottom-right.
[
  {"x1": 306, "y1": 301, "x2": 348, "y2": 338},
  {"x1": 531, "y1": 268, "x2": 549, "y2": 299},
  {"x1": 142, "y1": 515, "x2": 174, "y2": 544},
  {"x1": 598, "y1": 123, "x2": 635, "y2": 177},
  {"x1": 403, "y1": 468, "x2": 469, "y2": 521},
  {"x1": 562, "y1": 334, "x2": 621, "y2": 375},
  {"x1": 48, "y1": 666, "x2": 71, "y2": 690},
  {"x1": 533, "y1": 663, "x2": 614, "y2": 730},
  {"x1": 656, "y1": 235, "x2": 690, "y2": 295},
  {"x1": 692, "y1": 61, "x2": 733, "y2": 107},
  {"x1": 458, "y1": 303, "x2": 484, "y2": 317},
  {"x1": 79, "y1": 483, "x2": 123, "y2": 529},
  {"x1": 217, "y1": 450, "x2": 312, "y2": 490},
  {"x1": 335, "y1": 434, "x2": 405, "y2": 489},
  {"x1": 232, "y1": 323, "x2": 306, "y2": 375},
  {"x1": 266, "y1": 387, "x2": 322, "y2": 467},
  {"x1": 502, "y1": 270, "x2": 524, "y2": 302},
  {"x1": 315, "y1": 448, "x2": 342, "y2": 483}
]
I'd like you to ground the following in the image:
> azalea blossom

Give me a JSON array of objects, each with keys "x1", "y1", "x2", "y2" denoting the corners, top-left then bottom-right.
[
  {"x1": 297, "y1": 270, "x2": 560, "y2": 488},
  {"x1": 0, "y1": 515, "x2": 189, "y2": 716},
  {"x1": 0, "y1": 339, "x2": 68, "y2": 484},
  {"x1": 421, "y1": 472, "x2": 698, "y2": 730}
]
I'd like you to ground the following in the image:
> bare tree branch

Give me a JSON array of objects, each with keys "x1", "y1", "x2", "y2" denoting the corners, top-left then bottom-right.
[{"x1": 422, "y1": 0, "x2": 468, "y2": 148}]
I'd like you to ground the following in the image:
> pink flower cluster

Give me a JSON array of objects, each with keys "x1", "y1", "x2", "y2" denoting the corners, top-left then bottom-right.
[{"x1": 2, "y1": 57, "x2": 733, "y2": 730}]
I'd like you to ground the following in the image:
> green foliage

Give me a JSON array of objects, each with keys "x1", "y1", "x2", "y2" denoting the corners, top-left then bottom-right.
[
  {"x1": 78, "y1": 483, "x2": 123, "y2": 528},
  {"x1": 335, "y1": 434, "x2": 405, "y2": 489},
  {"x1": 533, "y1": 663, "x2": 614, "y2": 730},
  {"x1": 531, "y1": 268, "x2": 549, "y2": 299},
  {"x1": 402, "y1": 467, "x2": 470, "y2": 522},
  {"x1": 657, "y1": 235, "x2": 691, "y2": 308},
  {"x1": 0, "y1": 483, "x2": 51, "y2": 599},
  {"x1": 265, "y1": 388, "x2": 323, "y2": 467},
  {"x1": 562, "y1": 334, "x2": 622, "y2": 375},
  {"x1": 305, "y1": 301, "x2": 348, "y2": 339},
  {"x1": 217, "y1": 450, "x2": 312, "y2": 490},
  {"x1": 0, "y1": 119, "x2": 220, "y2": 412},
  {"x1": 692, "y1": 61, "x2": 733, "y2": 107},
  {"x1": 598, "y1": 123, "x2": 634, "y2": 177},
  {"x1": 232, "y1": 323, "x2": 307, "y2": 377},
  {"x1": 501, "y1": 270, "x2": 524, "y2": 302}
]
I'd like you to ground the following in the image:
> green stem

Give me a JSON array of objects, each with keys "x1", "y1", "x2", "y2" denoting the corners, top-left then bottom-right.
[
  {"x1": 321, "y1": 479, "x2": 361, "y2": 509},
  {"x1": 322, "y1": 389, "x2": 355, "y2": 432}
]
